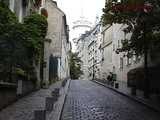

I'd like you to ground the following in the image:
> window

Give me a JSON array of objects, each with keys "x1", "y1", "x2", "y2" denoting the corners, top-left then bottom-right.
[
  {"x1": 102, "y1": 57, "x2": 104, "y2": 61},
  {"x1": 128, "y1": 57, "x2": 132, "y2": 65},
  {"x1": 133, "y1": 55, "x2": 136, "y2": 63},
  {"x1": 113, "y1": 44, "x2": 115, "y2": 51},
  {"x1": 120, "y1": 57, "x2": 123, "y2": 70},
  {"x1": 118, "y1": 40, "x2": 120, "y2": 48},
  {"x1": 137, "y1": 55, "x2": 141, "y2": 62}
]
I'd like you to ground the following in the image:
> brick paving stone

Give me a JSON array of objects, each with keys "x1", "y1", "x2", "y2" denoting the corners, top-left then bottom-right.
[
  {"x1": 0, "y1": 81, "x2": 62, "y2": 120},
  {"x1": 61, "y1": 80, "x2": 160, "y2": 120},
  {"x1": 95, "y1": 80, "x2": 160, "y2": 112}
]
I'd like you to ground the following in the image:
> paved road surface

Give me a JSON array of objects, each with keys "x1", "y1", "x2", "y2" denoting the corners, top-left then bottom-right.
[{"x1": 61, "y1": 80, "x2": 160, "y2": 120}]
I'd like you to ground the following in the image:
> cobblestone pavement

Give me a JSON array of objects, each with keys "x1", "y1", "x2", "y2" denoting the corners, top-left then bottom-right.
[
  {"x1": 0, "y1": 81, "x2": 61, "y2": 120},
  {"x1": 61, "y1": 80, "x2": 160, "y2": 120}
]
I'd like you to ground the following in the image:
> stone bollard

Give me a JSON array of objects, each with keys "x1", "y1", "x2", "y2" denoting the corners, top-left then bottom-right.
[
  {"x1": 54, "y1": 88, "x2": 60, "y2": 93},
  {"x1": 115, "y1": 83, "x2": 119, "y2": 89},
  {"x1": 45, "y1": 97, "x2": 57, "y2": 111},
  {"x1": 61, "y1": 80, "x2": 67, "y2": 87},
  {"x1": 51, "y1": 88, "x2": 60, "y2": 98},
  {"x1": 34, "y1": 110, "x2": 46, "y2": 120}
]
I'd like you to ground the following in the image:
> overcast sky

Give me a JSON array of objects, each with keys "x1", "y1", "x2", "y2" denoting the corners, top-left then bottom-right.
[
  {"x1": 54, "y1": 0, "x2": 105, "y2": 50},
  {"x1": 55, "y1": 0, "x2": 105, "y2": 25}
]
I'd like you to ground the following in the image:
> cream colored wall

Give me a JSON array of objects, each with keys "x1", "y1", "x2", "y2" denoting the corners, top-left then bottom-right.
[
  {"x1": 101, "y1": 24, "x2": 143, "y2": 82},
  {"x1": 46, "y1": 0, "x2": 63, "y2": 57},
  {"x1": 78, "y1": 37, "x2": 89, "y2": 80},
  {"x1": 43, "y1": 0, "x2": 70, "y2": 85},
  {"x1": 101, "y1": 25, "x2": 113, "y2": 79}
]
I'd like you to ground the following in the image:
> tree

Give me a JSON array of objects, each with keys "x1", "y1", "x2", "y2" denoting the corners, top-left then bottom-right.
[
  {"x1": 102, "y1": 0, "x2": 160, "y2": 98},
  {"x1": 23, "y1": 13, "x2": 48, "y2": 63},
  {"x1": 69, "y1": 52, "x2": 83, "y2": 79},
  {"x1": 0, "y1": 2, "x2": 48, "y2": 83},
  {"x1": 0, "y1": 2, "x2": 23, "y2": 82},
  {"x1": 23, "y1": 13, "x2": 48, "y2": 87}
]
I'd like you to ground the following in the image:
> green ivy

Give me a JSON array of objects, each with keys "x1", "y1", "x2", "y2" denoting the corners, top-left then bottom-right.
[
  {"x1": 0, "y1": 2, "x2": 48, "y2": 82},
  {"x1": 23, "y1": 13, "x2": 48, "y2": 63},
  {"x1": 0, "y1": 2, "x2": 18, "y2": 34}
]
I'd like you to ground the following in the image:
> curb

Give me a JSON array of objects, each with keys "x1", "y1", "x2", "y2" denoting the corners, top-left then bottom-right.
[
  {"x1": 59, "y1": 79, "x2": 71, "y2": 120},
  {"x1": 92, "y1": 80, "x2": 160, "y2": 113},
  {"x1": 46, "y1": 79, "x2": 71, "y2": 120}
]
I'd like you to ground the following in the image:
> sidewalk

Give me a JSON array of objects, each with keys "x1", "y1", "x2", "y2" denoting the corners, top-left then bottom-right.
[
  {"x1": 0, "y1": 80, "x2": 70, "y2": 120},
  {"x1": 92, "y1": 79, "x2": 160, "y2": 113}
]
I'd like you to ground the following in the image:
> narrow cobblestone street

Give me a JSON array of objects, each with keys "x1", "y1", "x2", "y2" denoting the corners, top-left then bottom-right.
[{"x1": 61, "y1": 80, "x2": 160, "y2": 120}]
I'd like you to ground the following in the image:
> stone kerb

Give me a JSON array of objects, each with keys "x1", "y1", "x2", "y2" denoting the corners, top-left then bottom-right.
[
  {"x1": 34, "y1": 110, "x2": 46, "y2": 120},
  {"x1": 45, "y1": 97, "x2": 57, "y2": 111},
  {"x1": 34, "y1": 87, "x2": 61, "y2": 120},
  {"x1": 61, "y1": 79, "x2": 67, "y2": 87},
  {"x1": 47, "y1": 79, "x2": 70, "y2": 120},
  {"x1": 34, "y1": 79, "x2": 70, "y2": 120},
  {"x1": 51, "y1": 88, "x2": 60, "y2": 98}
]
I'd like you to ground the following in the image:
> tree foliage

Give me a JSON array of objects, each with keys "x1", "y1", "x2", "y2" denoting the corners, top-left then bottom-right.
[
  {"x1": 23, "y1": 13, "x2": 48, "y2": 62},
  {"x1": 0, "y1": 3, "x2": 23, "y2": 82},
  {"x1": 102, "y1": 0, "x2": 160, "y2": 57},
  {"x1": 69, "y1": 52, "x2": 83, "y2": 79},
  {"x1": 0, "y1": 2, "x2": 18, "y2": 26},
  {"x1": 0, "y1": 2, "x2": 48, "y2": 82},
  {"x1": 102, "y1": 0, "x2": 160, "y2": 97}
]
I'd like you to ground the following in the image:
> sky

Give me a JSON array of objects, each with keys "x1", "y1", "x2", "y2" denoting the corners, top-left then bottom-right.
[{"x1": 54, "y1": 0, "x2": 106, "y2": 50}]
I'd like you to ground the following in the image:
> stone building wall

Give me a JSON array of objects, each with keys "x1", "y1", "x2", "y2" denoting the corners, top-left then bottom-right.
[
  {"x1": 101, "y1": 24, "x2": 143, "y2": 82},
  {"x1": 77, "y1": 23, "x2": 102, "y2": 80},
  {"x1": 46, "y1": 0, "x2": 63, "y2": 57},
  {"x1": 43, "y1": 0, "x2": 70, "y2": 86}
]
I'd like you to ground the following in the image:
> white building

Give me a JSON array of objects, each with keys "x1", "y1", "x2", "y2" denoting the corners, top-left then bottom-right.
[
  {"x1": 76, "y1": 21, "x2": 144, "y2": 82},
  {"x1": 43, "y1": 0, "x2": 70, "y2": 87},
  {"x1": 76, "y1": 22, "x2": 102, "y2": 80},
  {"x1": 101, "y1": 24, "x2": 143, "y2": 83},
  {"x1": 88, "y1": 23, "x2": 102, "y2": 80},
  {"x1": 77, "y1": 32, "x2": 90, "y2": 80}
]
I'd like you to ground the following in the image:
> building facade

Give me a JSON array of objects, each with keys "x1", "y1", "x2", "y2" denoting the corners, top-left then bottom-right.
[
  {"x1": 87, "y1": 23, "x2": 102, "y2": 80},
  {"x1": 101, "y1": 24, "x2": 143, "y2": 83},
  {"x1": 77, "y1": 32, "x2": 90, "y2": 80},
  {"x1": 76, "y1": 22, "x2": 144, "y2": 83},
  {"x1": 2, "y1": 0, "x2": 70, "y2": 87},
  {"x1": 76, "y1": 22, "x2": 102, "y2": 80},
  {"x1": 43, "y1": 0, "x2": 70, "y2": 87}
]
